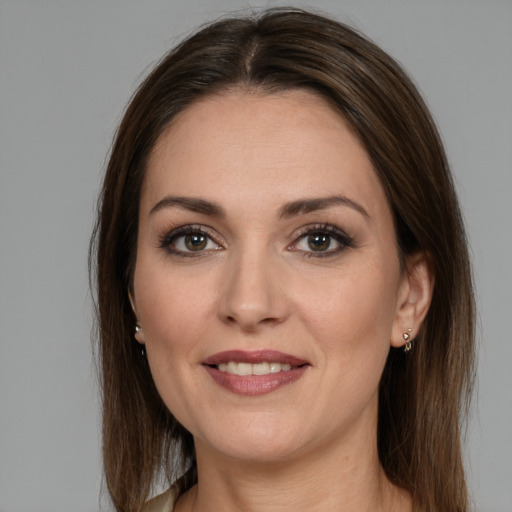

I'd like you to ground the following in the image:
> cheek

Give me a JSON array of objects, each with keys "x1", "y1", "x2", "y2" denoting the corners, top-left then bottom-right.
[
  {"x1": 297, "y1": 263, "x2": 400, "y2": 362},
  {"x1": 133, "y1": 267, "x2": 217, "y2": 420},
  {"x1": 133, "y1": 262, "x2": 199, "y2": 380},
  {"x1": 136, "y1": 269, "x2": 215, "y2": 352}
]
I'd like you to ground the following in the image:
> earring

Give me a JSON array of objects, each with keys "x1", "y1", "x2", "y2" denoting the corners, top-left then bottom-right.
[
  {"x1": 403, "y1": 328, "x2": 413, "y2": 353},
  {"x1": 134, "y1": 325, "x2": 146, "y2": 357}
]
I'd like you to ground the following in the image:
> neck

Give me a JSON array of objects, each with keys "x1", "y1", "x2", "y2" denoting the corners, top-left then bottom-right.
[{"x1": 175, "y1": 424, "x2": 411, "y2": 512}]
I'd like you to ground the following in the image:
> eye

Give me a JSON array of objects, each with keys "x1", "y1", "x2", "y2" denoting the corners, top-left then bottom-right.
[
  {"x1": 299, "y1": 233, "x2": 336, "y2": 252},
  {"x1": 291, "y1": 224, "x2": 353, "y2": 257},
  {"x1": 175, "y1": 232, "x2": 216, "y2": 251},
  {"x1": 160, "y1": 226, "x2": 222, "y2": 256}
]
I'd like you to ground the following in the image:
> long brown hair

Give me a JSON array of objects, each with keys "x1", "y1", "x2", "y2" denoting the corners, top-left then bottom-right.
[{"x1": 90, "y1": 8, "x2": 475, "y2": 511}]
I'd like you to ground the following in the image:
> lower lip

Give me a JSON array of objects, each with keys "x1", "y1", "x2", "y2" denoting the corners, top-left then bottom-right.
[{"x1": 203, "y1": 365, "x2": 309, "y2": 396}]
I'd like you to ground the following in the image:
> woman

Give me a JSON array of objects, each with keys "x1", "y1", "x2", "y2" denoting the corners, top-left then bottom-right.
[{"x1": 91, "y1": 8, "x2": 475, "y2": 512}]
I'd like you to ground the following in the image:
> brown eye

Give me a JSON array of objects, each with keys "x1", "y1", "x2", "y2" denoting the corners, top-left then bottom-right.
[
  {"x1": 185, "y1": 233, "x2": 208, "y2": 251},
  {"x1": 161, "y1": 227, "x2": 222, "y2": 255},
  {"x1": 291, "y1": 225, "x2": 353, "y2": 258},
  {"x1": 307, "y1": 234, "x2": 331, "y2": 251}
]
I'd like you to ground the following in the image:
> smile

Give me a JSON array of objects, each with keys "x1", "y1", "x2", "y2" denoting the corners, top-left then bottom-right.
[
  {"x1": 202, "y1": 350, "x2": 310, "y2": 396},
  {"x1": 216, "y1": 362, "x2": 295, "y2": 375}
]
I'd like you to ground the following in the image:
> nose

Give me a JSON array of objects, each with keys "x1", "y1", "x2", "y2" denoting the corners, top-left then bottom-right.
[{"x1": 217, "y1": 248, "x2": 289, "y2": 332}]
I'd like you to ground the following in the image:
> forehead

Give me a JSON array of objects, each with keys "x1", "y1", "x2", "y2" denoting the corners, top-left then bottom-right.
[{"x1": 142, "y1": 90, "x2": 388, "y2": 218}]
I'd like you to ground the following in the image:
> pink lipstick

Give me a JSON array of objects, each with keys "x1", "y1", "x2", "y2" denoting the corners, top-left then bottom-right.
[{"x1": 202, "y1": 350, "x2": 310, "y2": 396}]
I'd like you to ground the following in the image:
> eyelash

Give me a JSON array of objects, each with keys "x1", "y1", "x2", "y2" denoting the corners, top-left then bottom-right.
[
  {"x1": 158, "y1": 223, "x2": 353, "y2": 258},
  {"x1": 291, "y1": 223, "x2": 354, "y2": 259},
  {"x1": 158, "y1": 225, "x2": 221, "y2": 258}
]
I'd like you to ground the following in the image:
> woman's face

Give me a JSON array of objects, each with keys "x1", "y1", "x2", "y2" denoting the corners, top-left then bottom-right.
[{"x1": 132, "y1": 90, "x2": 412, "y2": 463}]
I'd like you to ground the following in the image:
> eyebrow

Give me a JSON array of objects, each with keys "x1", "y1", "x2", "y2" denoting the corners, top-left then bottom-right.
[
  {"x1": 149, "y1": 194, "x2": 368, "y2": 219},
  {"x1": 278, "y1": 195, "x2": 369, "y2": 219},
  {"x1": 149, "y1": 196, "x2": 225, "y2": 217}
]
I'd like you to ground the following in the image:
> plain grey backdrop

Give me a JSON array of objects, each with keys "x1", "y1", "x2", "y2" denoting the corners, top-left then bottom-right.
[{"x1": 1, "y1": 0, "x2": 511, "y2": 511}]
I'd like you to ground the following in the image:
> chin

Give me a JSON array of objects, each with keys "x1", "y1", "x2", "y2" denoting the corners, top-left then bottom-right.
[{"x1": 193, "y1": 416, "x2": 310, "y2": 464}]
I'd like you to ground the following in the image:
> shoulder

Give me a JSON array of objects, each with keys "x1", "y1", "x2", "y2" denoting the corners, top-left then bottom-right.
[{"x1": 142, "y1": 488, "x2": 176, "y2": 512}]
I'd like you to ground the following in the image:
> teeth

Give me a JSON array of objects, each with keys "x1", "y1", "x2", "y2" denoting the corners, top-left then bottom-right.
[
  {"x1": 269, "y1": 362, "x2": 281, "y2": 373},
  {"x1": 216, "y1": 362, "x2": 296, "y2": 376},
  {"x1": 237, "y1": 362, "x2": 252, "y2": 375},
  {"x1": 253, "y1": 362, "x2": 270, "y2": 375}
]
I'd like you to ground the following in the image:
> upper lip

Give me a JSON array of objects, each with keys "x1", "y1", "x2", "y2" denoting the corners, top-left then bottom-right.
[{"x1": 203, "y1": 350, "x2": 309, "y2": 366}]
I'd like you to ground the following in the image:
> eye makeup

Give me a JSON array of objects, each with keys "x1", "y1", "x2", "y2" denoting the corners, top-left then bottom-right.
[
  {"x1": 289, "y1": 223, "x2": 354, "y2": 259},
  {"x1": 157, "y1": 221, "x2": 354, "y2": 260},
  {"x1": 158, "y1": 224, "x2": 223, "y2": 258}
]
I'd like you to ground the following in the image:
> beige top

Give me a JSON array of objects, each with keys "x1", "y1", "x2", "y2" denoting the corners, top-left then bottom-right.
[{"x1": 142, "y1": 488, "x2": 176, "y2": 512}]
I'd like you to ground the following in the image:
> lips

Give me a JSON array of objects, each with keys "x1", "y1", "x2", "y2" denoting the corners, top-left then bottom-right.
[
  {"x1": 203, "y1": 350, "x2": 308, "y2": 366},
  {"x1": 217, "y1": 361, "x2": 294, "y2": 375},
  {"x1": 202, "y1": 350, "x2": 310, "y2": 396}
]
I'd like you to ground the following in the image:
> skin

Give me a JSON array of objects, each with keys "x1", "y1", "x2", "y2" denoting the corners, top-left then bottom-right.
[{"x1": 131, "y1": 90, "x2": 433, "y2": 512}]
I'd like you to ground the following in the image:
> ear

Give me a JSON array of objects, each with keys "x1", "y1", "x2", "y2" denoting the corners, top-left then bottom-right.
[
  {"x1": 128, "y1": 291, "x2": 145, "y2": 345},
  {"x1": 391, "y1": 251, "x2": 434, "y2": 348}
]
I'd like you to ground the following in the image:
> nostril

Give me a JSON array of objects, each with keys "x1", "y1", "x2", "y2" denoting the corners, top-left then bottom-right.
[{"x1": 262, "y1": 317, "x2": 278, "y2": 324}]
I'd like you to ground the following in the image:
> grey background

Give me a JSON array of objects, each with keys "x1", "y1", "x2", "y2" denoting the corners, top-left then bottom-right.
[{"x1": 0, "y1": 0, "x2": 510, "y2": 511}]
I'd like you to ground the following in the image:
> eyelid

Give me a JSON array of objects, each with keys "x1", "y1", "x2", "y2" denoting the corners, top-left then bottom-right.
[
  {"x1": 294, "y1": 223, "x2": 349, "y2": 238},
  {"x1": 158, "y1": 224, "x2": 224, "y2": 256},
  {"x1": 288, "y1": 223, "x2": 354, "y2": 256},
  {"x1": 157, "y1": 222, "x2": 353, "y2": 258}
]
